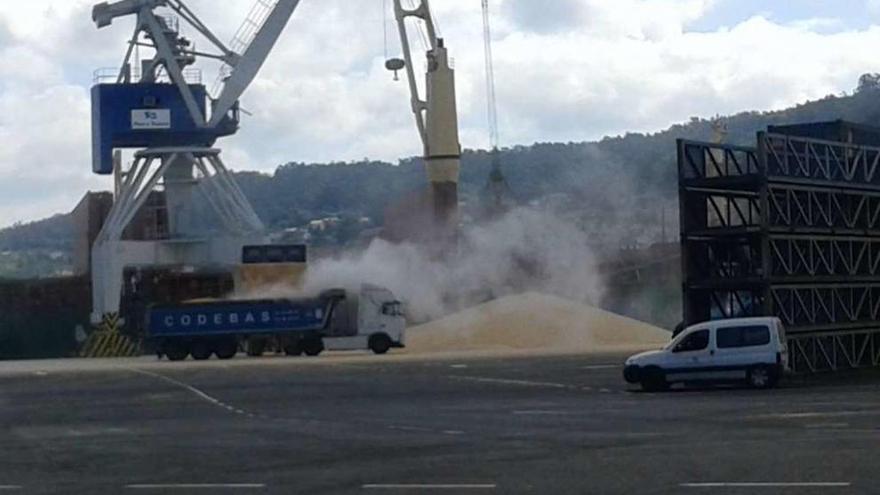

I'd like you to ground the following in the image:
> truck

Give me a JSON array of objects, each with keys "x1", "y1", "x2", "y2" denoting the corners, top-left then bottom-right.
[{"x1": 147, "y1": 285, "x2": 406, "y2": 361}]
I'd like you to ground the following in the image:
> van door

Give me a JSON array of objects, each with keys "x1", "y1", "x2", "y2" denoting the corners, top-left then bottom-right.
[
  {"x1": 715, "y1": 324, "x2": 773, "y2": 375},
  {"x1": 665, "y1": 328, "x2": 712, "y2": 381},
  {"x1": 714, "y1": 325, "x2": 753, "y2": 381}
]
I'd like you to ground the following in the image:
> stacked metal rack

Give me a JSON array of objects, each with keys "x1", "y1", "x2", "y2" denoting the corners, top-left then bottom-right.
[{"x1": 679, "y1": 120, "x2": 880, "y2": 372}]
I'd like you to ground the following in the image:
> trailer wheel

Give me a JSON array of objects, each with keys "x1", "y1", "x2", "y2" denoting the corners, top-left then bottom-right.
[
  {"x1": 302, "y1": 339, "x2": 324, "y2": 357},
  {"x1": 190, "y1": 341, "x2": 212, "y2": 361},
  {"x1": 246, "y1": 339, "x2": 266, "y2": 357},
  {"x1": 214, "y1": 339, "x2": 238, "y2": 360},
  {"x1": 369, "y1": 334, "x2": 393, "y2": 355},
  {"x1": 284, "y1": 342, "x2": 303, "y2": 357},
  {"x1": 164, "y1": 342, "x2": 188, "y2": 362}
]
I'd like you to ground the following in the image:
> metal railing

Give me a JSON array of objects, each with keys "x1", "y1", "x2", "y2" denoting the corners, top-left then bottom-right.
[
  {"x1": 93, "y1": 67, "x2": 203, "y2": 85},
  {"x1": 212, "y1": 0, "x2": 279, "y2": 96}
]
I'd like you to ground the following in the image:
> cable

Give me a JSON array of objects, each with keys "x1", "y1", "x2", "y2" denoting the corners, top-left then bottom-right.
[
  {"x1": 383, "y1": 0, "x2": 389, "y2": 59},
  {"x1": 482, "y1": 0, "x2": 499, "y2": 150},
  {"x1": 406, "y1": 0, "x2": 430, "y2": 52}
]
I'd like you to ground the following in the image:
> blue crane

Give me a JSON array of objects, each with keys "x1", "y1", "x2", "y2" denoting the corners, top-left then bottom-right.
[{"x1": 89, "y1": 0, "x2": 300, "y2": 323}]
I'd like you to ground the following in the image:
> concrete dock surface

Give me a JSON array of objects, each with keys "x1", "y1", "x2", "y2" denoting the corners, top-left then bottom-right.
[{"x1": 0, "y1": 350, "x2": 877, "y2": 494}]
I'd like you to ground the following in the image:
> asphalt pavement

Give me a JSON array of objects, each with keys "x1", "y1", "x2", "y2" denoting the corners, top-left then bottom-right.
[{"x1": 0, "y1": 350, "x2": 878, "y2": 494}]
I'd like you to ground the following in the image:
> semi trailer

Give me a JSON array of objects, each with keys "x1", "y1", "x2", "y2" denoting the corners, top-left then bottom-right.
[{"x1": 147, "y1": 285, "x2": 405, "y2": 361}]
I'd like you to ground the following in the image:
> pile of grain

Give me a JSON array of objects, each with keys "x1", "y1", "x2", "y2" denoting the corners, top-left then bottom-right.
[{"x1": 406, "y1": 292, "x2": 670, "y2": 353}]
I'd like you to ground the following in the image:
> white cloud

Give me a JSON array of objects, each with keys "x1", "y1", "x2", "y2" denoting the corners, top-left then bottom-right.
[{"x1": 0, "y1": 0, "x2": 878, "y2": 227}]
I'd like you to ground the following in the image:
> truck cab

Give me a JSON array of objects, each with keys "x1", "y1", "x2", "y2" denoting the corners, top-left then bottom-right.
[
  {"x1": 324, "y1": 285, "x2": 406, "y2": 354},
  {"x1": 623, "y1": 317, "x2": 788, "y2": 391}
]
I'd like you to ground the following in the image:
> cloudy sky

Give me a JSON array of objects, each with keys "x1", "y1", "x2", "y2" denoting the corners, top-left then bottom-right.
[{"x1": 1, "y1": 0, "x2": 880, "y2": 227}]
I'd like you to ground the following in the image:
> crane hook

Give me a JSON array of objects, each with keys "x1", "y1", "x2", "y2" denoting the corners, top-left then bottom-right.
[{"x1": 385, "y1": 58, "x2": 406, "y2": 81}]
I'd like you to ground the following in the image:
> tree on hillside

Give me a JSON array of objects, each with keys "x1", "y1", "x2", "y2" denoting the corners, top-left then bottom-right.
[{"x1": 857, "y1": 73, "x2": 880, "y2": 93}]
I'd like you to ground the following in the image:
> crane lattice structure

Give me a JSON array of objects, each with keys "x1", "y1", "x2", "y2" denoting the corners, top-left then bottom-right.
[{"x1": 679, "y1": 121, "x2": 880, "y2": 373}]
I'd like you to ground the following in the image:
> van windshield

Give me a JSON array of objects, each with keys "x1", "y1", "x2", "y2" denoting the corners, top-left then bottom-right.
[{"x1": 664, "y1": 330, "x2": 691, "y2": 350}]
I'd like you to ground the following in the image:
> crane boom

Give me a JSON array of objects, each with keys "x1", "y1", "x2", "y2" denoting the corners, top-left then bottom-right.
[
  {"x1": 94, "y1": 0, "x2": 298, "y2": 130},
  {"x1": 209, "y1": 0, "x2": 301, "y2": 127}
]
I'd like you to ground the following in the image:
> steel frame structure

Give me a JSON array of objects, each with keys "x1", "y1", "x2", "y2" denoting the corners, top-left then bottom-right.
[
  {"x1": 788, "y1": 328, "x2": 880, "y2": 372},
  {"x1": 91, "y1": 147, "x2": 264, "y2": 321},
  {"x1": 679, "y1": 125, "x2": 880, "y2": 372}
]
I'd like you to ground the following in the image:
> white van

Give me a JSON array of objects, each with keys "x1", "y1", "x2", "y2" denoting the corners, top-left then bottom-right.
[{"x1": 623, "y1": 317, "x2": 788, "y2": 391}]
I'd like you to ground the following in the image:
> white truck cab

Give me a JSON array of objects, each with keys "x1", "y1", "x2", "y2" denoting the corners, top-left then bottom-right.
[
  {"x1": 322, "y1": 285, "x2": 406, "y2": 355},
  {"x1": 623, "y1": 317, "x2": 788, "y2": 391}
]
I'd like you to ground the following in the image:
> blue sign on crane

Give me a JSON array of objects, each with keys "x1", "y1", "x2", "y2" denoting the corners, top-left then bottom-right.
[
  {"x1": 91, "y1": 83, "x2": 238, "y2": 174},
  {"x1": 89, "y1": 0, "x2": 301, "y2": 175}
]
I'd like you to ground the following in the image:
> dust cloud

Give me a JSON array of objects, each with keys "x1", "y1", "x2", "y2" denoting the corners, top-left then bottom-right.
[
  {"x1": 303, "y1": 205, "x2": 668, "y2": 351},
  {"x1": 302, "y1": 206, "x2": 605, "y2": 323}
]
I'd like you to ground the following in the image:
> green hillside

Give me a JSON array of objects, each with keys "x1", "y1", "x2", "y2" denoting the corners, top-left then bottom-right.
[{"x1": 3, "y1": 82, "x2": 880, "y2": 278}]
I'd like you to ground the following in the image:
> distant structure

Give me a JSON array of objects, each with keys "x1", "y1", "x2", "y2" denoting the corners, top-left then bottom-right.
[
  {"x1": 479, "y1": 154, "x2": 516, "y2": 220},
  {"x1": 710, "y1": 117, "x2": 728, "y2": 144}
]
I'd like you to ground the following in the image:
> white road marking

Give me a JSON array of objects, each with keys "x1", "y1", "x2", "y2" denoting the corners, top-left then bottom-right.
[
  {"x1": 388, "y1": 425, "x2": 433, "y2": 433},
  {"x1": 443, "y1": 430, "x2": 465, "y2": 435},
  {"x1": 681, "y1": 482, "x2": 850, "y2": 488},
  {"x1": 126, "y1": 484, "x2": 266, "y2": 490},
  {"x1": 450, "y1": 364, "x2": 468, "y2": 369},
  {"x1": 363, "y1": 484, "x2": 496, "y2": 490},
  {"x1": 512, "y1": 410, "x2": 572, "y2": 416},
  {"x1": 581, "y1": 364, "x2": 619, "y2": 370},
  {"x1": 0, "y1": 486, "x2": 22, "y2": 490},
  {"x1": 33, "y1": 371, "x2": 48, "y2": 376},
  {"x1": 448, "y1": 375, "x2": 573, "y2": 390},
  {"x1": 753, "y1": 411, "x2": 874, "y2": 420},
  {"x1": 805, "y1": 422, "x2": 849, "y2": 429},
  {"x1": 449, "y1": 375, "x2": 616, "y2": 395},
  {"x1": 127, "y1": 368, "x2": 252, "y2": 418}
]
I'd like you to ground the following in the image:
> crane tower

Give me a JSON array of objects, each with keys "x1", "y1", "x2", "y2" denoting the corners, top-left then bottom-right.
[{"x1": 386, "y1": 0, "x2": 463, "y2": 243}]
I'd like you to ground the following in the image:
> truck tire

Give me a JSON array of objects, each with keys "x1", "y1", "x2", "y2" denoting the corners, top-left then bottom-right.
[
  {"x1": 190, "y1": 341, "x2": 212, "y2": 361},
  {"x1": 302, "y1": 338, "x2": 324, "y2": 357},
  {"x1": 369, "y1": 334, "x2": 393, "y2": 355},
  {"x1": 284, "y1": 342, "x2": 303, "y2": 357},
  {"x1": 164, "y1": 341, "x2": 188, "y2": 362},
  {"x1": 247, "y1": 339, "x2": 266, "y2": 357},
  {"x1": 214, "y1": 339, "x2": 238, "y2": 360}
]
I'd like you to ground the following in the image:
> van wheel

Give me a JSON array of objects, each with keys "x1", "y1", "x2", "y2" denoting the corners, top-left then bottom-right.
[
  {"x1": 190, "y1": 341, "x2": 212, "y2": 361},
  {"x1": 640, "y1": 368, "x2": 669, "y2": 392},
  {"x1": 369, "y1": 334, "x2": 393, "y2": 355},
  {"x1": 748, "y1": 365, "x2": 775, "y2": 389},
  {"x1": 302, "y1": 339, "x2": 324, "y2": 357},
  {"x1": 164, "y1": 342, "x2": 188, "y2": 362}
]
